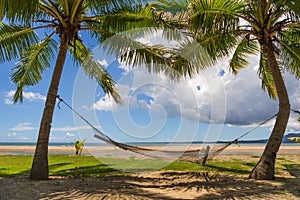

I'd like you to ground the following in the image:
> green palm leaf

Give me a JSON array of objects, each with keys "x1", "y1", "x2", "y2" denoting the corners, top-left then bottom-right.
[
  {"x1": 0, "y1": 23, "x2": 38, "y2": 62},
  {"x1": 151, "y1": 0, "x2": 189, "y2": 13},
  {"x1": 0, "y1": 0, "x2": 38, "y2": 22},
  {"x1": 86, "y1": 0, "x2": 137, "y2": 15},
  {"x1": 277, "y1": 27, "x2": 300, "y2": 78},
  {"x1": 174, "y1": 39, "x2": 216, "y2": 74},
  {"x1": 11, "y1": 35, "x2": 57, "y2": 103},
  {"x1": 101, "y1": 33, "x2": 195, "y2": 79},
  {"x1": 189, "y1": 0, "x2": 243, "y2": 36},
  {"x1": 70, "y1": 39, "x2": 122, "y2": 104},
  {"x1": 285, "y1": 0, "x2": 300, "y2": 18},
  {"x1": 187, "y1": 0, "x2": 245, "y2": 60},
  {"x1": 86, "y1": 5, "x2": 159, "y2": 43},
  {"x1": 229, "y1": 38, "x2": 259, "y2": 74},
  {"x1": 258, "y1": 47, "x2": 277, "y2": 99}
]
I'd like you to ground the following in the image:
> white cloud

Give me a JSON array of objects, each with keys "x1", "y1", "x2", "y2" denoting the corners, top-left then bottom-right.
[
  {"x1": 8, "y1": 132, "x2": 17, "y2": 137},
  {"x1": 50, "y1": 132, "x2": 78, "y2": 142},
  {"x1": 18, "y1": 136, "x2": 30, "y2": 141},
  {"x1": 10, "y1": 123, "x2": 36, "y2": 131},
  {"x1": 7, "y1": 132, "x2": 30, "y2": 141},
  {"x1": 52, "y1": 125, "x2": 101, "y2": 132},
  {"x1": 66, "y1": 132, "x2": 75, "y2": 137},
  {"x1": 89, "y1": 56, "x2": 300, "y2": 132},
  {"x1": 4, "y1": 98, "x2": 13, "y2": 105},
  {"x1": 91, "y1": 94, "x2": 118, "y2": 111},
  {"x1": 4, "y1": 90, "x2": 46, "y2": 104},
  {"x1": 87, "y1": 29, "x2": 300, "y2": 133},
  {"x1": 97, "y1": 59, "x2": 108, "y2": 67}
]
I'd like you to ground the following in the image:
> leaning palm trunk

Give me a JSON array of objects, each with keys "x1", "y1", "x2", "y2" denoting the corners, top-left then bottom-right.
[
  {"x1": 30, "y1": 35, "x2": 69, "y2": 180},
  {"x1": 152, "y1": 0, "x2": 299, "y2": 180},
  {"x1": 249, "y1": 41, "x2": 290, "y2": 180},
  {"x1": 3, "y1": 0, "x2": 160, "y2": 181}
]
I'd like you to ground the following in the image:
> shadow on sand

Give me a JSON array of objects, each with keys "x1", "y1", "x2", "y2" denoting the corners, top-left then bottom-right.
[{"x1": 1, "y1": 168, "x2": 299, "y2": 199}]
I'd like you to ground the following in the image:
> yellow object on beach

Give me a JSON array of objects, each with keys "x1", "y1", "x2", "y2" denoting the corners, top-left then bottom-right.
[
  {"x1": 74, "y1": 139, "x2": 87, "y2": 155},
  {"x1": 287, "y1": 137, "x2": 300, "y2": 143}
]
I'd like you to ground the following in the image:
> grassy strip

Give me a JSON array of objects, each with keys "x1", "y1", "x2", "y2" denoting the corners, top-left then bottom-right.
[{"x1": 0, "y1": 154, "x2": 298, "y2": 178}]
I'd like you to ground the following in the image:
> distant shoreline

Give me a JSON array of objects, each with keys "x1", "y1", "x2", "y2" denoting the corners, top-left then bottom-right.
[
  {"x1": 1, "y1": 141, "x2": 300, "y2": 146},
  {"x1": 1, "y1": 144, "x2": 300, "y2": 156}
]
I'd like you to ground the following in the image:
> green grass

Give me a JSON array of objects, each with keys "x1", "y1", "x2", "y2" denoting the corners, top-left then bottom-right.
[
  {"x1": 0, "y1": 154, "x2": 298, "y2": 178},
  {"x1": 163, "y1": 160, "x2": 256, "y2": 175},
  {"x1": 0, "y1": 155, "x2": 120, "y2": 177},
  {"x1": 0, "y1": 155, "x2": 33, "y2": 176}
]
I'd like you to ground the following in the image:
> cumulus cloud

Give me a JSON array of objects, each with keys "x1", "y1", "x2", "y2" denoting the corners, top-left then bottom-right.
[
  {"x1": 10, "y1": 123, "x2": 36, "y2": 131},
  {"x1": 91, "y1": 94, "x2": 118, "y2": 111},
  {"x1": 86, "y1": 29, "x2": 300, "y2": 133},
  {"x1": 4, "y1": 90, "x2": 46, "y2": 104},
  {"x1": 88, "y1": 56, "x2": 300, "y2": 132}
]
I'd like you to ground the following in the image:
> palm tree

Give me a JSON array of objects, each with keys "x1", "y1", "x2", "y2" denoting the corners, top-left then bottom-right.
[
  {"x1": 0, "y1": 0, "x2": 174, "y2": 180},
  {"x1": 1, "y1": 0, "x2": 203, "y2": 181},
  {"x1": 153, "y1": 0, "x2": 300, "y2": 179}
]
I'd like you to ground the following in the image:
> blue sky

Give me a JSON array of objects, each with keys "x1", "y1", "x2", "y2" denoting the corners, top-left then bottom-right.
[{"x1": 1, "y1": 29, "x2": 300, "y2": 144}]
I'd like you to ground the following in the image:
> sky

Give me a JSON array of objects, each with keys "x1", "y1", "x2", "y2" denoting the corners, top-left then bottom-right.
[{"x1": 1, "y1": 29, "x2": 300, "y2": 144}]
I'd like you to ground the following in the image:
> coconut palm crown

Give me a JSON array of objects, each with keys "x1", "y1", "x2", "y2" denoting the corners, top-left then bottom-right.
[
  {"x1": 153, "y1": 0, "x2": 300, "y2": 180},
  {"x1": 0, "y1": 0, "x2": 187, "y2": 180}
]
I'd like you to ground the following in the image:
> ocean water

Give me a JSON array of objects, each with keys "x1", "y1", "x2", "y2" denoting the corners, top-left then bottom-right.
[
  {"x1": 1, "y1": 142, "x2": 299, "y2": 156},
  {"x1": 1, "y1": 142, "x2": 300, "y2": 147},
  {"x1": 0, "y1": 142, "x2": 300, "y2": 147}
]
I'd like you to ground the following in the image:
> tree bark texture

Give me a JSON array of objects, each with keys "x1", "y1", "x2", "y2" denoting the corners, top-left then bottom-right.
[
  {"x1": 249, "y1": 41, "x2": 290, "y2": 180},
  {"x1": 30, "y1": 34, "x2": 69, "y2": 180}
]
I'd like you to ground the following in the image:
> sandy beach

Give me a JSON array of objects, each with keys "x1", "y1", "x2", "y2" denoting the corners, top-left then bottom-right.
[
  {"x1": 1, "y1": 145, "x2": 300, "y2": 199},
  {"x1": 1, "y1": 144, "x2": 300, "y2": 155}
]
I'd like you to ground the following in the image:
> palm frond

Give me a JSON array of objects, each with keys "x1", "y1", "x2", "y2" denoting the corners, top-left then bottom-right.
[
  {"x1": 68, "y1": 38, "x2": 90, "y2": 66},
  {"x1": 102, "y1": 33, "x2": 169, "y2": 72},
  {"x1": 194, "y1": 30, "x2": 239, "y2": 61},
  {"x1": 0, "y1": 0, "x2": 38, "y2": 23},
  {"x1": 0, "y1": 23, "x2": 39, "y2": 62},
  {"x1": 283, "y1": 0, "x2": 300, "y2": 20},
  {"x1": 84, "y1": 2, "x2": 184, "y2": 46},
  {"x1": 83, "y1": 3, "x2": 161, "y2": 42},
  {"x1": 101, "y1": 34, "x2": 171, "y2": 76},
  {"x1": 258, "y1": 48, "x2": 277, "y2": 99},
  {"x1": 277, "y1": 27, "x2": 300, "y2": 79},
  {"x1": 11, "y1": 35, "x2": 58, "y2": 103},
  {"x1": 150, "y1": 0, "x2": 190, "y2": 28},
  {"x1": 229, "y1": 37, "x2": 259, "y2": 74},
  {"x1": 188, "y1": 0, "x2": 245, "y2": 60},
  {"x1": 189, "y1": 0, "x2": 244, "y2": 36},
  {"x1": 173, "y1": 39, "x2": 216, "y2": 74},
  {"x1": 86, "y1": 0, "x2": 139, "y2": 15},
  {"x1": 100, "y1": 5, "x2": 158, "y2": 34},
  {"x1": 70, "y1": 39, "x2": 122, "y2": 104},
  {"x1": 102, "y1": 33, "x2": 213, "y2": 79},
  {"x1": 151, "y1": 0, "x2": 190, "y2": 13}
]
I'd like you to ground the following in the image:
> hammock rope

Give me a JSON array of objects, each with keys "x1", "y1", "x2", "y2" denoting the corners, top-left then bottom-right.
[{"x1": 56, "y1": 95, "x2": 279, "y2": 163}]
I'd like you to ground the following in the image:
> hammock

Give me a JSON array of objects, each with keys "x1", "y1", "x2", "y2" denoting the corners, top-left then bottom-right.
[{"x1": 56, "y1": 95, "x2": 277, "y2": 164}]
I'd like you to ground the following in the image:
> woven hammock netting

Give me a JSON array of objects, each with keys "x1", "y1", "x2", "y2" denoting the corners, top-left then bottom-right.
[
  {"x1": 93, "y1": 133, "x2": 236, "y2": 163},
  {"x1": 57, "y1": 95, "x2": 281, "y2": 164}
]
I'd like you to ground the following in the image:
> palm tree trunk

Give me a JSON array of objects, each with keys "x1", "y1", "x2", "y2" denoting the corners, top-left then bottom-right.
[
  {"x1": 30, "y1": 34, "x2": 69, "y2": 180},
  {"x1": 249, "y1": 42, "x2": 290, "y2": 180}
]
